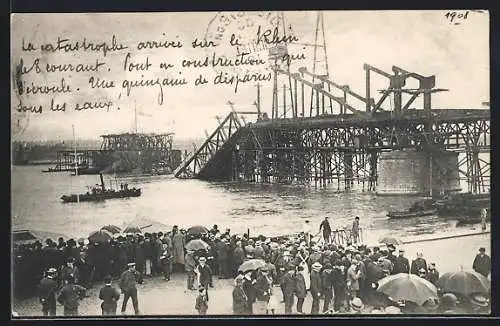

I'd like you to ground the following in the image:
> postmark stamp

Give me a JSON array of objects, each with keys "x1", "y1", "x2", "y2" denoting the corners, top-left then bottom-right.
[{"x1": 204, "y1": 11, "x2": 282, "y2": 77}]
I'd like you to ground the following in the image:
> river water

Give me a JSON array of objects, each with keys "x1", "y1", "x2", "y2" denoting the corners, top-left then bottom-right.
[{"x1": 11, "y1": 165, "x2": 483, "y2": 244}]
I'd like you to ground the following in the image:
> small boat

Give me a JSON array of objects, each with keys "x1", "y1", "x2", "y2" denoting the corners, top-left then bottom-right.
[
  {"x1": 61, "y1": 173, "x2": 141, "y2": 203},
  {"x1": 387, "y1": 209, "x2": 437, "y2": 219}
]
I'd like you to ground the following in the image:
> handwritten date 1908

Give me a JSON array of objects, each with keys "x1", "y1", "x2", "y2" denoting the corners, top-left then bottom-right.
[{"x1": 444, "y1": 11, "x2": 469, "y2": 25}]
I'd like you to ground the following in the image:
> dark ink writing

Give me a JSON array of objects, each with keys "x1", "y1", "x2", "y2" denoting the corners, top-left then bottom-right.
[
  {"x1": 256, "y1": 26, "x2": 299, "y2": 45},
  {"x1": 40, "y1": 35, "x2": 127, "y2": 57},
  {"x1": 230, "y1": 34, "x2": 241, "y2": 47},
  {"x1": 194, "y1": 74, "x2": 208, "y2": 86},
  {"x1": 445, "y1": 10, "x2": 469, "y2": 25},
  {"x1": 16, "y1": 101, "x2": 43, "y2": 114},
  {"x1": 18, "y1": 58, "x2": 41, "y2": 75},
  {"x1": 123, "y1": 53, "x2": 152, "y2": 72},
  {"x1": 160, "y1": 62, "x2": 175, "y2": 70},
  {"x1": 45, "y1": 59, "x2": 106, "y2": 73},
  {"x1": 191, "y1": 38, "x2": 217, "y2": 48},
  {"x1": 89, "y1": 76, "x2": 115, "y2": 89},
  {"x1": 214, "y1": 71, "x2": 271, "y2": 93},
  {"x1": 121, "y1": 74, "x2": 188, "y2": 105},
  {"x1": 22, "y1": 38, "x2": 37, "y2": 52},
  {"x1": 50, "y1": 98, "x2": 66, "y2": 112},
  {"x1": 23, "y1": 78, "x2": 72, "y2": 96},
  {"x1": 74, "y1": 100, "x2": 114, "y2": 112},
  {"x1": 137, "y1": 34, "x2": 183, "y2": 50}
]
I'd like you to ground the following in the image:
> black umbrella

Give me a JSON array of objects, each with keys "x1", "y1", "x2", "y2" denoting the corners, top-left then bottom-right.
[
  {"x1": 101, "y1": 225, "x2": 122, "y2": 234},
  {"x1": 238, "y1": 259, "x2": 266, "y2": 274},
  {"x1": 88, "y1": 230, "x2": 113, "y2": 243},
  {"x1": 185, "y1": 239, "x2": 210, "y2": 251},
  {"x1": 187, "y1": 225, "x2": 209, "y2": 236}
]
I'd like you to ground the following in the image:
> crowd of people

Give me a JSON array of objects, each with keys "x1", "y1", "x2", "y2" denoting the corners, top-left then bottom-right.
[{"x1": 12, "y1": 217, "x2": 491, "y2": 316}]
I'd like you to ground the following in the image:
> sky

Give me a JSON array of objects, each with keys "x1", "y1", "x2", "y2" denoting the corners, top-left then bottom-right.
[{"x1": 10, "y1": 10, "x2": 489, "y2": 142}]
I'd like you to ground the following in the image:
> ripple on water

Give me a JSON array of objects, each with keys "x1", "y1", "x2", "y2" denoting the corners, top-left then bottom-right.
[{"x1": 11, "y1": 166, "x2": 473, "y2": 241}]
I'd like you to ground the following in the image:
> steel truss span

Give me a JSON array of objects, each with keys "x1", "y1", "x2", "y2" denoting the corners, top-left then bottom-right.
[{"x1": 174, "y1": 60, "x2": 490, "y2": 195}]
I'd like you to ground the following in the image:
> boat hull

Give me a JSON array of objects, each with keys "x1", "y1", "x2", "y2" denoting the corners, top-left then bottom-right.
[
  {"x1": 61, "y1": 189, "x2": 141, "y2": 203},
  {"x1": 387, "y1": 209, "x2": 437, "y2": 219}
]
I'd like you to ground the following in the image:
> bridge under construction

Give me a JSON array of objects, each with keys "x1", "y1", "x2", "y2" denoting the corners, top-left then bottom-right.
[{"x1": 174, "y1": 13, "x2": 490, "y2": 196}]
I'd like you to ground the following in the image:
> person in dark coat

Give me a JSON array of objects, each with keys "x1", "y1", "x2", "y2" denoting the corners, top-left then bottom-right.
[
  {"x1": 310, "y1": 262, "x2": 323, "y2": 314},
  {"x1": 119, "y1": 262, "x2": 143, "y2": 315},
  {"x1": 370, "y1": 247, "x2": 381, "y2": 262},
  {"x1": 57, "y1": 275, "x2": 86, "y2": 316},
  {"x1": 99, "y1": 275, "x2": 120, "y2": 315},
  {"x1": 60, "y1": 257, "x2": 80, "y2": 286},
  {"x1": 332, "y1": 262, "x2": 347, "y2": 312},
  {"x1": 410, "y1": 252, "x2": 427, "y2": 275},
  {"x1": 216, "y1": 238, "x2": 229, "y2": 279},
  {"x1": 321, "y1": 263, "x2": 334, "y2": 312},
  {"x1": 232, "y1": 275, "x2": 248, "y2": 314},
  {"x1": 37, "y1": 268, "x2": 58, "y2": 316},
  {"x1": 426, "y1": 263, "x2": 439, "y2": 286},
  {"x1": 393, "y1": 249, "x2": 410, "y2": 274},
  {"x1": 242, "y1": 271, "x2": 257, "y2": 314},
  {"x1": 294, "y1": 265, "x2": 307, "y2": 314},
  {"x1": 196, "y1": 256, "x2": 213, "y2": 293},
  {"x1": 472, "y1": 247, "x2": 491, "y2": 278},
  {"x1": 319, "y1": 217, "x2": 332, "y2": 244},
  {"x1": 233, "y1": 242, "x2": 245, "y2": 277},
  {"x1": 281, "y1": 265, "x2": 296, "y2": 314}
]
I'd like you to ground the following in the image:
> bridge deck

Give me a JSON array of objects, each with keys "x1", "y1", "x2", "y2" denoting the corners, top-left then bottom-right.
[{"x1": 248, "y1": 109, "x2": 490, "y2": 130}]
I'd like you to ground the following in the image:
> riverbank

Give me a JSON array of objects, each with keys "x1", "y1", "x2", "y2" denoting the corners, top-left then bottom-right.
[{"x1": 12, "y1": 232, "x2": 490, "y2": 316}]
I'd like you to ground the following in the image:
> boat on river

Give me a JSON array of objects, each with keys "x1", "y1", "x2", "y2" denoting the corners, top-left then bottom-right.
[
  {"x1": 387, "y1": 209, "x2": 437, "y2": 219},
  {"x1": 60, "y1": 173, "x2": 141, "y2": 203}
]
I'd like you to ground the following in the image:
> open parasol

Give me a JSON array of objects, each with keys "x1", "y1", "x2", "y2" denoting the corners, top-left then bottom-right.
[
  {"x1": 123, "y1": 226, "x2": 142, "y2": 234},
  {"x1": 185, "y1": 239, "x2": 210, "y2": 251},
  {"x1": 376, "y1": 273, "x2": 438, "y2": 306},
  {"x1": 88, "y1": 229, "x2": 113, "y2": 243},
  {"x1": 437, "y1": 270, "x2": 490, "y2": 297},
  {"x1": 238, "y1": 259, "x2": 266, "y2": 274},
  {"x1": 101, "y1": 225, "x2": 122, "y2": 234},
  {"x1": 187, "y1": 225, "x2": 209, "y2": 236},
  {"x1": 378, "y1": 236, "x2": 403, "y2": 246}
]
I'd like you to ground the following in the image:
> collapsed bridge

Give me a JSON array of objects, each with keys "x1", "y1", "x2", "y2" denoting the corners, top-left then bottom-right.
[{"x1": 174, "y1": 60, "x2": 490, "y2": 196}]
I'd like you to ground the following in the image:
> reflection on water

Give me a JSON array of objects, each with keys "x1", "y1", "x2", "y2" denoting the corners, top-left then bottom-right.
[{"x1": 11, "y1": 165, "x2": 478, "y2": 243}]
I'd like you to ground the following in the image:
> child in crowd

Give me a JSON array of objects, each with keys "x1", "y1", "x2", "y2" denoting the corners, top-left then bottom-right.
[{"x1": 195, "y1": 286, "x2": 209, "y2": 315}]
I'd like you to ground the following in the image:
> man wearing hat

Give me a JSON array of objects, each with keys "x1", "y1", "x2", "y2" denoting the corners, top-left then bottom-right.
[
  {"x1": 216, "y1": 237, "x2": 230, "y2": 279},
  {"x1": 57, "y1": 275, "x2": 87, "y2": 316},
  {"x1": 99, "y1": 275, "x2": 120, "y2": 315},
  {"x1": 119, "y1": 262, "x2": 143, "y2": 315},
  {"x1": 281, "y1": 264, "x2": 296, "y2": 314},
  {"x1": 196, "y1": 256, "x2": 213, "y2": 292},
  {"x1": 410, "y1": 252, "x2": 427, "y2": 276},
  {"x1": 321, "y1": 263, "x2": 334, "y2": 313},
  {"x1": 61, "y1": 257, "x2": 80, "y2": 287},
  {"x1": 473, "y1": 247, "x2": 491, "y2": 278},
  {"x1": 310, "y1": 262, "x2": 323, "y2": 314},
  {"x1": 393, "y1": 249, "x2": 410, "y2": 274},
  {"x1": 37, "y1": 268, "x2": 58, "y2": 316}
]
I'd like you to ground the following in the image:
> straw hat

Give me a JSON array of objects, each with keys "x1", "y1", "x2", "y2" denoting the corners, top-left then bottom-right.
[
  {"x1": 384, "y1": 306, "x2": 402, "y2": 314},
  {"x1": 470, "y1": 294, "x2": 489, "y2": 307},
  {"x1": 350, "y1": 297, "x2": 364, "y2": 311}
]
